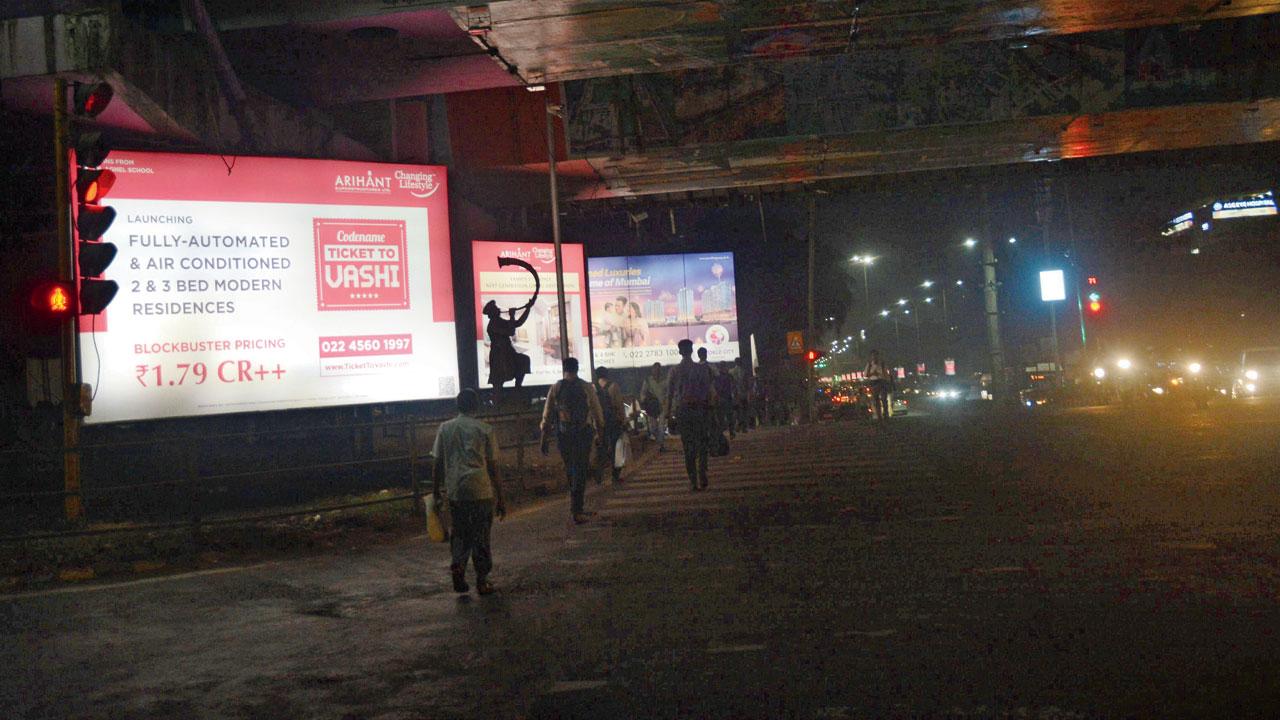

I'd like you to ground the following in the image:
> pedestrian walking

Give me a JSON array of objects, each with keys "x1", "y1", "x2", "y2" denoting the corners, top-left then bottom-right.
[
  {"x1": 540, "y1": 357, "x2": 604, "y2": 524},
  {"x1": 737, "y1": 357, "x2": 755, "y2": 432},
  {"x1": 714, "y1": 362, "x2": 737, "y2": 439},
  {"x1": 665, "y1": 339, "x2": 717, "y2": 491},
  {"x1": 594, "y1": 366, "x2": 626, "y2": 484},
  {"x1": 431, "y1": 388, "x2": 506, "y2": 595},
  {"x1": 640, "y1": 362, "x2": 668, "y2": 451},
  {"x1": 865, "y1": 349, "x2": 890, "y2": 420}
]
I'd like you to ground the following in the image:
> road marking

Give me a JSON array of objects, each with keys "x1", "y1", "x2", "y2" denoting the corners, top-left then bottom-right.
[
  {"x1": 0, "y1": 561, "x2": 280, "y2": 601},
  {"x1": 546, "y1": 680, "x2": 608, "y2": 693},
  {"x1": 707, "y1": 643, "x2": 766, "y2": 654},
  {"x1": 840, "y1": 629, "x2": 897, "y2": 638},
  {"x1": 972, "y1": 566, "x2": 1028, "y2": 574}
]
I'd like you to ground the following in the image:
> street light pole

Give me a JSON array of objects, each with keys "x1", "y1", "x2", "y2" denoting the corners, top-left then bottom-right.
[{"x1": 545, "y1": 92, "x2": 570, "y2": 361}]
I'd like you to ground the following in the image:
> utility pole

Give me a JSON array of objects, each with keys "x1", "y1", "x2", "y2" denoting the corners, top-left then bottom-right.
[
  {"x1": 545, "y1": 91, "x2": 570, "y2": 360},
  {"x1": 806, "y1": 194, "x2": 816, "y2": 423},
  {"x1": 981, "y1": 188, "x2": 1006, "y2": 401},
  {"x1": 1039, "y1": 178, "x2": 1063, "y2": 380},
  {"x1": 54, "y1": 78, "x2": 83, "y2": 523}
]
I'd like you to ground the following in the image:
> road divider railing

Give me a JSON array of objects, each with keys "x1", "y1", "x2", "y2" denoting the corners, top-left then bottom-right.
[{"x1": 0, "y1": 406, "x2": 547, "y2": 543}]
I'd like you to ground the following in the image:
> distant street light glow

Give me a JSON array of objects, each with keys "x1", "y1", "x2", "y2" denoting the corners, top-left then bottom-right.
[
  {"x1": 921, "y1": 280, "x2": 934, "y2": 288},
  {"x1": 1008, "y1": 237, "x2": 1017, "y2": 244},
  {"x1": 1093, "y1": 367, "x2": 1107, "y2": 380},
  {"x1": 963, "y1": 238, "x2": 978, "y2": 249},
  {"x1": 897, "y1": 298, "x2": 907, "y2": 306},
  {"x1": 1117, "y1": 358, "x2": 1133, "y2": 370},
  {"x1": 1188, "y1": 362, "x2": 1202, "y2": 375},
  {"x1": 880, "y1": 310, "x2": 890, "y2": 317}
]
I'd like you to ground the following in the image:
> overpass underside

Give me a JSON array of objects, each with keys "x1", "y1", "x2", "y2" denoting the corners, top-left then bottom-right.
[{"x1": 3, "y1": 3, "x2": 1280, "y2": 204}]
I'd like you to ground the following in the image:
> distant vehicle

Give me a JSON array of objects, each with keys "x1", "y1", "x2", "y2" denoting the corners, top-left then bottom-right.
[
  {"x1": 1233, "y1": 347, "x2": 1280, "y2": 398},
  {"x1": 890, "y1": 394, "x2": 910, "y2": 416}
]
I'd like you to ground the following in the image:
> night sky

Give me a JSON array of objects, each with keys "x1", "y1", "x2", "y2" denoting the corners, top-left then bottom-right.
[{"x1": 562, "y1": 141, "x2": 1280, "y2": 378}]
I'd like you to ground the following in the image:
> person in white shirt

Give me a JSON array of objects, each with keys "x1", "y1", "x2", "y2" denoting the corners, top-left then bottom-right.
[{"x1": 432, "y1": 388, "x2": 506, "y2": 595}]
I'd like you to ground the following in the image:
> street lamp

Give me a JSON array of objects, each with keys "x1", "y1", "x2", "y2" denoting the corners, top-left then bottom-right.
[
  {"x1": 850, "y1": 254, "x2": 876, "y2": 306},
  {"x1": 963, "y1": 238, "x2": 978, "y2": 249}
]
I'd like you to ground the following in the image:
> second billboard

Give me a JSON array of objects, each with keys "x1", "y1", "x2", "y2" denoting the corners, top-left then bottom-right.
[
  {"x1": 472, "y1": 241, "x2": 589, "y2": 387},
  {"x1": 587, "y1": 252, "x2": 739, "y2": 368}
]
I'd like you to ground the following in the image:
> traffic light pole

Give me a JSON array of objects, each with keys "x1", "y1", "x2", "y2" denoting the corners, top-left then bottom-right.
[
  {"x1": 806, "y1": 194, "x2": 816, "y2": 424},
  {"x1": 54, "y1": 77, "x2": 83, "y2": 523}
]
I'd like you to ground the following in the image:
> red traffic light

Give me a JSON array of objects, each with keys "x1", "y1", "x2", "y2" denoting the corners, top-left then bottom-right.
[
  {"x1": 1088, "y1": 300, "x2": 1103, "y2": 314},
  {"x1": 805, "y1": 349, "x2": 826, "y2": 364},
  {"x1": 76, "y1": 168, "x2": 115, "y2": 204},
  {"x1": 73, "y1": 81, "x2": 113, "y2": 118},
  {"x1": 30, "y1": 281, "x2": 75, "y2": 319}
]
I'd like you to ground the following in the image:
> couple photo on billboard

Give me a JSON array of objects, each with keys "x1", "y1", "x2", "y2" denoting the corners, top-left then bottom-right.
[{"x1": 588, "y1": 253, "x2": 738, "y2": 368}]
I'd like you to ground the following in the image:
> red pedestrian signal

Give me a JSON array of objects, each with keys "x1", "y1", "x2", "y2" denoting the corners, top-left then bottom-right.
[
  {"x1": 805, "y1": 349, "x2": 826, "y2": 364},
  {"x1": 31, "y1": 281, "x2": 75, "y2": 319}
]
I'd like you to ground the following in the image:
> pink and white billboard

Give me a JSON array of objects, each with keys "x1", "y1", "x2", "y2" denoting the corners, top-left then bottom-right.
[
  {"x1": 80, "y1": 150, "x2": 458, "y2": 423},
  {"x1": 471, "y1": 241, "x2": 589, "y2": 387}
]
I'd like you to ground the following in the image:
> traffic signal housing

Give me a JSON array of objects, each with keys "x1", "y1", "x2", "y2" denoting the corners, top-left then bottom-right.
[
  {"x1": 70, "y1": 81, "x2": 119, "y2": 317},
  {"x1": 1086, "y1": 290, "x2": 1103, "y2": 316}
]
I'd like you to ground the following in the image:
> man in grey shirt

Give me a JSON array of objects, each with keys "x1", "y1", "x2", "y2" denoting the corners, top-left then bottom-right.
[{"x1": 432, "y1": 388, "x2": 506, "y2": 595}]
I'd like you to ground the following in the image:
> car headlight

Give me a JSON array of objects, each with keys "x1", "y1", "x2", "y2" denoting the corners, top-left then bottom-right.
[
  {"x1": 1188, "y1": 362, "x2": 1202, "y2": 375},
  {"x1": 1246, "y1": 383, "x2": 1258, "y2": 393},
  {"x1": 1246, "y1": 369, "x2": 1259, "y2": 381}
]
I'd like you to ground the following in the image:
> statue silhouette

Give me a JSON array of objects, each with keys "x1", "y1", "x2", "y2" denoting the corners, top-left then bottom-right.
[{"x1": 484, "y1": 300, "x2": 532, "y2": 389}]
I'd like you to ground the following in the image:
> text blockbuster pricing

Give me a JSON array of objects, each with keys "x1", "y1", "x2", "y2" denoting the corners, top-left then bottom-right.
[{"x1": 80, "y1": 150, "x2": 458, "y2": 423}]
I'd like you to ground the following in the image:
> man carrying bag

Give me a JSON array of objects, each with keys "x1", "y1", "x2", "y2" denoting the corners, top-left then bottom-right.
[
  {"x1": 540, "y1": 358, "x2": 604, "y2": 524},
  {"x1": 665, "y1": 339, "x2": 718, "y2": 491},
  {"x1": 431, "y1": 388, "x2": 506, "y2": 595}
]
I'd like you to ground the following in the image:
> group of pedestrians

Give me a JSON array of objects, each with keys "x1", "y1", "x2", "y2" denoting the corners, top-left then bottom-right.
[{"x1": 430, "y1": 346, "x2": 760, "y2": 595}]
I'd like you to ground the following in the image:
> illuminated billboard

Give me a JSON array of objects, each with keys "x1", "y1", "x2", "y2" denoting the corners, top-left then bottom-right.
[
  {"x1": 587, "y1": 252, "x2": 739, "y2": 368},
  {"x1": 471, "y1": 241, "x2": 589, "y2": 387},
  {"x1": 80, "y1": 150, "x2": 458, "y2": 424}
]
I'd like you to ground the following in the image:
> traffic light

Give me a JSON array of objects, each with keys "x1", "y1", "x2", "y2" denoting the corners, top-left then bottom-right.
[
  {"x1": 1086, "y1": 291, "x2": 1103, "y2": 316},
  {"x1": 70, "y1": 81, "x2": 119, "y2": 316},
  {"x1": 805, "y1": 349, "x2": 826, "y2": 364},
  {"x1": 31, "y1": 281, "x2": 75, "y2": 320}
]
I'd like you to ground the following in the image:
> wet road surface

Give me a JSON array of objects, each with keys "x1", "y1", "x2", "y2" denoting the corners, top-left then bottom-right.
[{"x1": 6, "y1": 402, "x2": 1280, "y2": 718}]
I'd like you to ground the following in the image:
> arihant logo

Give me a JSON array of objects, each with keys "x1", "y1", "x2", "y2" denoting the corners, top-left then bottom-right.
[
  {"x1": 334, "y1": 170, "x2": 391, "y2": 194},
  {"x1": 395, "y1": 170, "x2": 439, "y2": 198}
]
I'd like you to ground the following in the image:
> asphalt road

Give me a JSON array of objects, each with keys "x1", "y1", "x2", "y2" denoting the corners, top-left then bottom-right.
[{"x1": 5, "y1": 399, "x2": 1280, "y2": 719}]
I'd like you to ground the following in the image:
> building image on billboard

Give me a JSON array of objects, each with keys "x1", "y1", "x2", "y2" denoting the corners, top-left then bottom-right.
[
  {"x1": 78, "y1": 150, "x2": 458, "y2": 424},
  {"x1": 471, "y1": 241, "x2": 589, "y2": 387},
  {"x1": 587, "y1": 252, "x2": 739, "y2": 368}
]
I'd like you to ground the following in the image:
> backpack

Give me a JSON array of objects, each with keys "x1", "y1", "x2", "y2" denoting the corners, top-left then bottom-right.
[
  {"x1": 677, "y1": 363, "x2": 714, "y2": 407},
  {"x1": 556, "y1": 378, "x2": 590, "y2": 429}
]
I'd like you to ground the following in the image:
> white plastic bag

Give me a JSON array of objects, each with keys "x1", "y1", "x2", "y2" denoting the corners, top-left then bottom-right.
[{"x1": 614, "y1": 434, "x2": 632, "y2": 468}]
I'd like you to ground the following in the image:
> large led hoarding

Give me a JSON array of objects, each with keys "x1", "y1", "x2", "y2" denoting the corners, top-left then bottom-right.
[
  {"x1": 587, "y1": 252, "x2": 739, "y2": 368},
  {"x1": 80, "y1": 150, "x2": 457, "y2": 424},
  {"x1": 472, "y1": 241, "x2": 589, "y2": 387}
]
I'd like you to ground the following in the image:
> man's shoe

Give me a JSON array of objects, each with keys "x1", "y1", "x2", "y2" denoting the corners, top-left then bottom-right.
[
  {"x1": 476, "y1": 578, "x2": 496, "y2": 596},
  {"x1": 450, "y1": 566, "x2": 469, "y2": 593},
  {"x1": 573, "y1": 513, "x2": 590, "y2": 524}
]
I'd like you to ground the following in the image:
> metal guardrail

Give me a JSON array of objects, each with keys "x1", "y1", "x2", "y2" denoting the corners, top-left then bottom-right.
[{"x1": 0, "y1": 407, "x2": 547, "y2": 544}]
